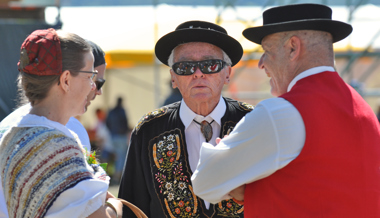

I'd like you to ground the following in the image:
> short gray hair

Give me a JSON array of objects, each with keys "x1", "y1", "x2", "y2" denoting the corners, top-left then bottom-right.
[{"x1": 167, "y1": 44, "x2": 232, "y2": 67}]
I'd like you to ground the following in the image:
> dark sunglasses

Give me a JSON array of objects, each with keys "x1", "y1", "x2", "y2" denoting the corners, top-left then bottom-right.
[
  {"x1": 95, "y1": 78, "x2": 106, "y2": 90},
  {"x1": 172, "y1": 59, "x2": 226, "y2": 75}
]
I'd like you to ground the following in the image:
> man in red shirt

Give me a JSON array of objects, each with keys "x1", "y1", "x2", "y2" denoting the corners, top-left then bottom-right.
[{"x1": 191, "y1": 4, "x2": 380, "y2": 217}]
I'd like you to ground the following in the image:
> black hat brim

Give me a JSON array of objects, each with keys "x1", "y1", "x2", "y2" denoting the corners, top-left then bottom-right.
[
  {"x1": 243, "y1": 19, "x2": 353, "y2": 45},
  {"x1": 155, "y1": 28, "x2": 243, "y2": 67}
]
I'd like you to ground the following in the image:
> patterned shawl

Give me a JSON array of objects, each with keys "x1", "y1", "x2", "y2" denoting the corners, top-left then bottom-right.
[{"x1": 0, "y1": 126, "x2": 93, "y2": 218}]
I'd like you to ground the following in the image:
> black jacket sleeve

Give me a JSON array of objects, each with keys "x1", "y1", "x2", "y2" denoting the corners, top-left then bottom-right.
[{"x1": 118, "y1": 130, "x2": 151, "y2": 218}]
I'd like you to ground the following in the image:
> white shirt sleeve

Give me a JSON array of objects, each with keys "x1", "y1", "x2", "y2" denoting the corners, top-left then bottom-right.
[
  {"x1": 66, "y1": 117, "x2": 91, "y2": 151},
  {"x1": 0, "y1": 175, "x2": 8, "y2": 218},
  {"x1": 45, "y1": 179, "x2": 109, "y2": 218},
  {"x1": 191, "y1": 98, "x2": 306, "y2": 204}
]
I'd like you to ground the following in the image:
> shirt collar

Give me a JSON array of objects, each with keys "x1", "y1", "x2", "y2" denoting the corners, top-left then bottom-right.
[
  {"x1": 288, "y1": 66, "x2": 335, "y2": 92},
  {"x1": 18, "y1": 113, "x2": 76, "y2": 138},
  {"x1": 180, "y1": 96, "x2": 226, "y2": 129}
]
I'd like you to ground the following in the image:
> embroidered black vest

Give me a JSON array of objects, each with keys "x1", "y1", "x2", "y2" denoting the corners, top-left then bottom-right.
[{"x1": 119, "y1": 98, "x2": 253, "y2": 218}]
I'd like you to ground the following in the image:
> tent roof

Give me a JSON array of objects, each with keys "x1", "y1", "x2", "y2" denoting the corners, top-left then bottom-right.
[{"x1": 53, "y1": 4, "x2": 380, "y2": 68}]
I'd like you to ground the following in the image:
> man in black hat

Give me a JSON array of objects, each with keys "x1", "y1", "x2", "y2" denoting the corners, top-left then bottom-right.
[
  {"x1": 191, "y1": 3, "x2": 380, "y2": 217},
  {"x1": 118, "y1": 20, "x2": 253, "y2": 217}
]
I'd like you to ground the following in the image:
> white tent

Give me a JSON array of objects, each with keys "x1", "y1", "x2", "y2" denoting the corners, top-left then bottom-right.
[
  {"x1": 43, "y1": 4, "x2": 380, "y2": 127},
  {"x1": 48, "y1": 4, "x2": 380, "y2": 52}
]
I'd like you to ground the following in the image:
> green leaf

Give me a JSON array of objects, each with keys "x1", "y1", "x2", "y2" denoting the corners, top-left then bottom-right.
[{"x1": 100, "y1": 163, "x2": 108, "y2": 172}]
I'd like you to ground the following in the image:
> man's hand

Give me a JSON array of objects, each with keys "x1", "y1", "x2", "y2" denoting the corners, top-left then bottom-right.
[
  {"x1": 215, "y1": 137, "x2": 222, "y2": 144},
  {"x1": 215, "y1": 134, "x2": 229, "y2": 145},
  {"x1": 229, "y1": 185, "x2": 245, "y2": 201},
  {"x1": 106, "y1": 191, "x2": 116, "y2": 200}
]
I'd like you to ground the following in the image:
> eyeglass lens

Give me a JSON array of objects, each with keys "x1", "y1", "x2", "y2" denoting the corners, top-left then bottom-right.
[
  {"x1": 172, "y1": 59, "x2": 225, "y2": 75},
  {"x1": 78, "y1": 70, "x2": 98, "y2": 80}
]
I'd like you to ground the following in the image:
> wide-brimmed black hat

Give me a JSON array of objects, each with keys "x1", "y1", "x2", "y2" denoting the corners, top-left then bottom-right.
[
  {"x1": 155, "y1": 20, "x2": 243, "y2": 67},
  {"x1": 243, "y1": 3, "x2": 353, "y2": 45}
]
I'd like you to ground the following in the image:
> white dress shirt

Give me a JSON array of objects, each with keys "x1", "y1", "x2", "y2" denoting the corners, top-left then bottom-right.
[
  {"x1": 180, "y1": 96, "x2": 226, "y2": 209},
  {"x1": 66, "y1": 116, "x2": 92, "y2": 150},
  {"x1": 191, "y1": 66, "x2": 335, "y2": 204}
]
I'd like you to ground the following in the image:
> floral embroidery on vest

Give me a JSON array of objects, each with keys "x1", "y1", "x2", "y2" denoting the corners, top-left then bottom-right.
[
  {"x1": 238, "y1": 102, "x2": 254, "y2": 111},
  {"x1": 217, "y1": 199, "x2": 244, "y2": 217},
  {"x1": 150, "y1": 129, "x2": 199, "y2": 217},
  {"x1": 135, "y1": 106, "x2": 168, "y2": 133},
  {"x1": 149, "y1": 128, "x2": 244, "y2": 217},
  {"x1": 221, "y1": 121, "x2": 238, "y2": 137}
]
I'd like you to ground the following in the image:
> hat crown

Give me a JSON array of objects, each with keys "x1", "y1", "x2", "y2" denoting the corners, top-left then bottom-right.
[
  {"x1": 243, "y1": 3, "x2": 352, "y2": 44},
  {"x1": 155, "y1": 20, "x2": 243, "y2": 66},
  {"x1": 263, "y1": 4, "x2": 332, "y2": 25},
  {"x1": 175, "y1": 21, "x2": 228, "y2": 35},
  {"x1": 18, "y1": 28, "x2": 62, "y2": 76}
]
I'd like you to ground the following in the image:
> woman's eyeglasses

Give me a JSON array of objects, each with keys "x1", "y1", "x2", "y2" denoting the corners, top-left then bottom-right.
[
  {"x1": 79, "y1": 70, "x2": 98, "y2": 80},
  {"x1": 95, "y1": 78, "x2": 106, "y2": 90},
  {"x1": 78, "y1": 70, "x2": 105, "y2": 90},
  {"x1": 172, "y1": 59, "x2": 226, "y2": 75},
  {"x1": 57, "y1": 70, "x2": 99, "y2": 86}
]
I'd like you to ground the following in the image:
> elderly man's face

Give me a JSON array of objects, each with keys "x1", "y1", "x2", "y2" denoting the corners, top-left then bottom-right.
[
  {"x1": 258, "y1": 33, "x2": 292, "y2": 97},
  {"x1": 170, "y1": 42, "x2": 231, "y2": 106}
]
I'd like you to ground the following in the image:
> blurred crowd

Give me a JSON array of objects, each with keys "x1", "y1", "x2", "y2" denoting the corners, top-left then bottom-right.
[{"x1": 87, "y1": 97, "x2": 131, "y2": 185}]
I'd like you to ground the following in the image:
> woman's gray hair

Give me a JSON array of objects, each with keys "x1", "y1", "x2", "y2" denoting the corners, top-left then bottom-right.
[{"x1": 167, "y1": 43, "x2": 232, "y2": 67}]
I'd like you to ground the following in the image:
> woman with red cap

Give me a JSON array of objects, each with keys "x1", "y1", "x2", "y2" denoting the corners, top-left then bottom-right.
[{"x1": 0, "y1": 29, "x2": 122, "y2": 218}]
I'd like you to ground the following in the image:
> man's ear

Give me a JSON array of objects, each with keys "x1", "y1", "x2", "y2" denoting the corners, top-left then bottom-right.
[
  {"x1": 289, "y1": 36, "x2": 301, "y2": 61},
  {"x1": 59, "y1": 70, "x2": 71, "y2": 93},
  {"x1": 169, "y1": 70, "x2": 178, "y2": 89}
]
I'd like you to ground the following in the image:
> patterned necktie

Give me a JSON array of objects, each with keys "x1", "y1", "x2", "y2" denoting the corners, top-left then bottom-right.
[{"x1": 193, "y1": 119, "x2": 215, "y2": 142}]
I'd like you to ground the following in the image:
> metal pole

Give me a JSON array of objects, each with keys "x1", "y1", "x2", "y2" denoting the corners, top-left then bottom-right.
[{"x1": 153, "y1": 0, "x2": 161, "y2": 108}]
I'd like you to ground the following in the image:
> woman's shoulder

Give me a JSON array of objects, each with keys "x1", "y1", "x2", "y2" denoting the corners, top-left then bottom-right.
[
  {"x1": 9, "y1": 126, "x2": 75, "y2": 142},
  {"x1": 1, "y1": 126, "x2": 83, "y2": 161}
]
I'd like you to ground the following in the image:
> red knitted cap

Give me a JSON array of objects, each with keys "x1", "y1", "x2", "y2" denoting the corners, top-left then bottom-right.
[{"x1": 17, "y1": 28, "x2": 62, "y2": 76}]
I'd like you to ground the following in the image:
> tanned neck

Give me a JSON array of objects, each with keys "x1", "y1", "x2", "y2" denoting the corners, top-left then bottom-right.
[
  {"x1": 30, "y1": 101, "x2": 70, "y2": 125},
  {"x1": 185, "y1": 98, "x2": 220, "y2": 117}
]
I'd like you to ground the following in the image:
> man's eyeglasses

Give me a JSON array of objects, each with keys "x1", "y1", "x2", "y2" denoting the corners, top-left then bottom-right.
[
  {"x1": 79, "y1": 70, "x2": 98, "y2": 80},
  {"x1": 95, "y1": 78, "x2": 106, "y2": 90},
  {"x1": 172, "y1": 59, "x2": 226, "y2": 75}
]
